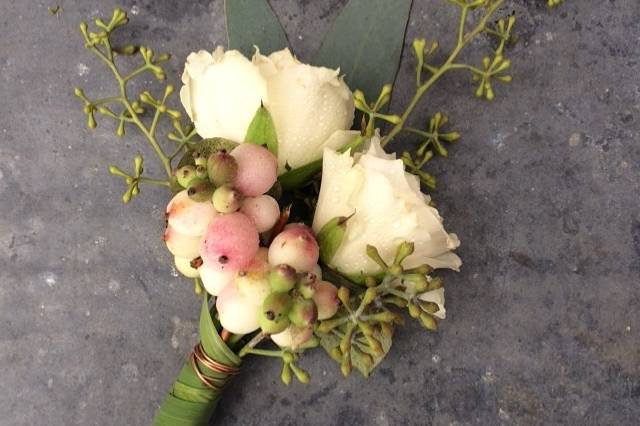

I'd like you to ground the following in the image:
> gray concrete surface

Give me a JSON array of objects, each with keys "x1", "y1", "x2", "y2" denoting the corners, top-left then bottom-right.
[{"x1": 1, "y1": 0, "x2": 639, "y2": 425}]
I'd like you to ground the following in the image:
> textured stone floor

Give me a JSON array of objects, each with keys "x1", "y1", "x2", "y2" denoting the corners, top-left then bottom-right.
[{"x1": 1, "y1": 1, "x2": 638, "y2": 425}]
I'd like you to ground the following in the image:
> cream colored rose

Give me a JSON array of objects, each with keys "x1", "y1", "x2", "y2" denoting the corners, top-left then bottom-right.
[
  {"x1": 180, "y1": 47, "x2": 357, "y2": 173},
  {"x1": 180, "y1": 47, "x2": 267, "y2": 143},
  {"x1": 312, "y1": 136, "x2": 461, "y2": 275}
]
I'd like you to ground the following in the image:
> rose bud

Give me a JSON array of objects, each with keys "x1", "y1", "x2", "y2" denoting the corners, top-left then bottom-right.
[
  {"x1": 240, "y1": 195, "x2": 280, "y2": 233},
  {"x1": 212, "y1": 185, "x2": 243, "y2": 213},
  {"x1": 258, "y1": 292, "x2": 292, "y2": 334},
  {"x1": 271, "y1": 325, "x2": 313, "y2": 350},
  {"x1": 199, "y1": 261, "x2": 236, "y2": 296},
  {"x1": 313, "y1": 280, "x2": 339, "y2": 320},
  {"x1": 297, "y1": 272, "x2": 317, "y2": 299},
  {"x1": 174, "y1": 256, "x2": 200, "y2": 278},
  {"x1": 200, "y1": 212, "x2": 259, "y2": 271},
  {"x1": 164, "y1": 226, "x2": 201, "y2": 259},
  {"x1": 207, "y1": 150, "x2": 238, "y2": 187},
  {"x1": 215, "y1": 281, "x2": 259, "y2": 334},
  {"x1": 269, "y1": 264, "x2": 297, "y2": 293},
  {"x1": 288, "y1": 297, "x2": 318, "y2": 328},
  {"x1": 230, "y1": 144, "x2": 277, "y2": 196},
  {"x1": 166, "y1": 190, "x2": 216, "y2": 236},
  {"x1": 268, "y1": 224, "x2": 319, "y2": 272}
]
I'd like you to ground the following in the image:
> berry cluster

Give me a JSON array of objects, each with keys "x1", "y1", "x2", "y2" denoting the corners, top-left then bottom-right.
[{"x1": 164, "y1": 143, "x2": 339, "y2": 348}]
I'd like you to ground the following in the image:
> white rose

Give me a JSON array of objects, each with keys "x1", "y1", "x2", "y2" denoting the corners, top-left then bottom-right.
[
  {"x1": 312, "y1": 135, "x2": 461, "y2": 275},
  {"x1": 180, "y1": 47, "x2": 267, "y2": 143},
  {"x1": 181, "y1": 47, "x2": 358, "y2": 173}
]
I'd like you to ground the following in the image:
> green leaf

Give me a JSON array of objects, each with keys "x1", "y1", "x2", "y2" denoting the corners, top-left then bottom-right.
[
  {"x1": 278, "y1": 135, "x2": 364, "y2": 191},
  {"x1": 225, "y1": 0, "x2": 290, "y2": 57},
  {"x1": 317, "y1": 216, "x2": 350, "y2": 264},
  {"x1": 313, "y1": 0, "x2": 412, "y2": 101},
  {"x1": 278, "y1": 159, "x2": 322, "y2": 191},
  {"x1": 245, "y1": 105, "x2": 278, "y2": 155}
]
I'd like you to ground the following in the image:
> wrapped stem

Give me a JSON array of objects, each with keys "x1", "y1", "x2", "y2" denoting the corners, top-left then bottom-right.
[{"x1": 154, "y1": 296, "x2": 242, "y2": 426}]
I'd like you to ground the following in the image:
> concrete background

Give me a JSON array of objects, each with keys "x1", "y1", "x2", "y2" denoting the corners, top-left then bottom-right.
[{"x1": 1, "y1": 0, "x2": 639, "y2": 425}]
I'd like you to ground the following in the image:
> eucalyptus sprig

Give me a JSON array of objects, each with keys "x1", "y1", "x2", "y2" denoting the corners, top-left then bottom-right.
[
  {"x1": 316, "y1": 241, "x2": 444, "y2": 376},
  {"x1": 75, "y1": 8, "x2": 199, "y2": 201}
]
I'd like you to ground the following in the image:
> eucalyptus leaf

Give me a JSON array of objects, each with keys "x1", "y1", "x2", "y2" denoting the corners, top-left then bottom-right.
[
  {"x1": 225, "y1": 0, "x2": 290, "y2": 57},
  {"x1": 245, "y1": 105, "x2": 278, "y2": 155},
  {"x1": 313, "y1": 0, "x2": 412, "y2": 101}
]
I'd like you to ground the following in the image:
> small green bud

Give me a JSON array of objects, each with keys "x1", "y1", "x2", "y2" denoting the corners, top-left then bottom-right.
[
  {"x1": 176, "y1": 165, "x2": 197, "y2": 188},
  {"x1": 366, "y1": 245, "x2": 388, "y2": 270},
  {"x1": 289, "y1": 363, "x2": 310, "y2": 384},
  {"x1": 116, "y1": 120, "x2": 125, "y2": 137},
  {"x1": 408, "y1": 301, "x2": 421, "y2": 318},
  {"x1": 404, "y1": 274, "x2": 429, "y2": 293},
  {"x1": 419, "y1": 312, "x2": 437, "y2": 331},
  {"x1": 394, "y1": 241, "x2": 415, "y2": 266},
  {"x1": 207, "y1": 151, "x2": 238, "y2": 186},
  {"x1": 288, "y1": 298, "x2": 317, "y2": 327},
  {"x1": 281, "y1": 363, "x2": 292, "y2": 385},
  {"x1": 212, "y1": 185, "x2": 243, "y2": 213},
  {"x1": 413, "y1": 38, "x2": 427, "y2": 62},
  {"x1": 362, "y1": 287, "x2": 377, "y2": 305},
  {"x1": 427, "y1": 277, "x2": 443, "y2": 291},
  {"x1": 259, "y1": 292, "x2": 292, "y2": 334},
  {"x1": 269, "y1": 264, "x2": 297, "y2": 292},
  {"x1": 419, "y1": 300, "x2": 440, "y2": 314},
  {"x1": 337, "y1": 287, "x2": 350, "y2": 306}
]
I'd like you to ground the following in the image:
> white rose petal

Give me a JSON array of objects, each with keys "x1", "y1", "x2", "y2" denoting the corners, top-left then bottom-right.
[{"x1": 313, "y1": 135, "x2": 461, "y2": 275}]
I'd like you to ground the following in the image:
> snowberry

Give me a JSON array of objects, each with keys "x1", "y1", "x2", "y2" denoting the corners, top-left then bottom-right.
[
  {"x1": 166, "y1": 190, "x2": 217, "y2": 236},
  {"x1": 230, "y1": 144, "x2": 277, "y2": 196},
  {"x1": 164, "y1": 225, "x2": 202, "y2": 259},
  {"x1": 271, "y1": 325, "x2": 313, "y2": 350},
  {"x1": 313, "y1": 280, "x2": 339, "y2": 320},
  {"x1": 235, "y1": 248, "x2": 271, "y2": 306},
  {"x1": 212, "y1": 185, "x2": 243, "y2": 213},
  {"x1": 268, "y1": 223, "x2": 319, "y2": 272},
  {"x1": 216, "y1": 281, "x2": 260, "y2": 334},
  {"x1": 200, "y1": 212, "x2": 259, "y2": 271},
  {"x1": 174, "y1": 256, "x2": 200, "y2": 278},
  {"x1": 200, "y1": 261, "x2": 236, "y2": 296},
  {"x1": 207, "y1": 150, "x2": 238, "y2": 187},
  {"x1": 240, "y1": 195, "x2": 280, "y2": 233}
]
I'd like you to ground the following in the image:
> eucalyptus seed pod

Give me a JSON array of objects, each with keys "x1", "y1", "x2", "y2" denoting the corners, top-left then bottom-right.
[
  {"x1": 212, "y1": 185, "x2": 243, "y2": 213},
  {"x1": 408, "y1": 301, "x2": 421, "y2": 318},
  {"x1": 289, "y1": 363, "x2": 310, "y2": 384},
  {"x1": 258, "y1": 292, "x2": 292, "y2": 334},
  {"x1": 419, "y1": 312, "x2": 438, "y2": 331},
  {"x1": 207, "y1": 150, "x2": 238, "y2": 187},
  {"x1": 269, "y1": 264, "x2": 297, "y2": 292},
  {"x1": 281, "y1": 362, "x2": 292, "y2": 385},
  {"x1": 288, "y1": 298, "x2": 318, "y2": 327},
  {"x1": 176, "y1": 165, "x2": 197, "y2": 188}
]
